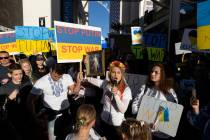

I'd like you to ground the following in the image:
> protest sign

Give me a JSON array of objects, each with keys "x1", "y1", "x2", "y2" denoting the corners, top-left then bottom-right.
[
  {"x1": 175, "y1": 42, "x2": 191, "y2": 55},
  {"x1": 143, "y1": 33, "x2": 167, "y2": 49},
  {"x1": 131, "y1": 27, "x2": 142, "y2": 45},
  {"x1": 197, "y1": 25, "x2": 210, "y2": 50},
  {"x1": 0, "y1": 31, "x2": 19, "y2": 54},
  {"x1": 132, "y1": 46, "x2": 164, "y2": 61},
  {"x1": 54, "y1": 21, "x2": 102, "y2": 63},
  {"x1": 16, "y1": 26, "x2": 50, "y2": 55},
  {"x1": 136, "y1": 95, "x2": 183, "y2": 137}
]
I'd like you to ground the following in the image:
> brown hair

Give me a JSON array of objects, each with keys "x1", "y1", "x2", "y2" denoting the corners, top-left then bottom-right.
[
  {"x1": 74, "y1": 104, "x2": 96, "y2": 133},
  {"x1": 147, "y1": 63, "x2": 171, "y2": 95},
  {"x1": 121, "y1": 118, "x2": 152, "y2": 140}
]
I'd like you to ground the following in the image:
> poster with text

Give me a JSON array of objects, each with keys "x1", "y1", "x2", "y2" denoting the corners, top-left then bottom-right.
[
  {"x1": 54, "y1": 21, "x2": 102, "y2": 63},
  {"x1": 15, "y1": 26, "x2": 50, "y2": 55}
]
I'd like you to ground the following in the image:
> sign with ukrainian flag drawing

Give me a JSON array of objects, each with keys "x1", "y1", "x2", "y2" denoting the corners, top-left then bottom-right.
[
  {"x1": 131, "y1": 27, "x2": 142, "y2": 45},
  {"x1": 136, "y1": 95, "x2": 183, "y2": 137},
  {"x1": 15, "y1": 26, "x2": 50, "y2": 55},
  {"x1": 197, "y1": 0, "x2": 210, "y2": 50},
  {"x1": 54, "y1": 21, "x2": 102, "y2": 63},
  {"x1": 0, "y1": 31, "x2": 19, "y2": 54}
]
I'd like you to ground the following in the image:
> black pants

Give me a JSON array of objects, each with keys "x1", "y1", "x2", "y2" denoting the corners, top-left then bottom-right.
[{"x1": 98, "y1": 120, "x2": 122, "y2": 140}]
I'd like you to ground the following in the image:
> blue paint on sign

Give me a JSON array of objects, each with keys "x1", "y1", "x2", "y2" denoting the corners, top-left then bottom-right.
[
  {"x1": 16, "y1": 26, "x2": 49, "y2": 40},
  {"x1": 0, "y1": 33, "x2": 15, "y2": 44},
  {"x1": 197, "y1": 0, "x2": 210, "y2": 27},
  {"x1": 56, "y1": 26, "x2": 101, "y2": 44}
]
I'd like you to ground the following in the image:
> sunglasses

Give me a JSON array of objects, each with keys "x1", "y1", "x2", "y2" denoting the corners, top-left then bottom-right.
[{"x1": 0, "y1": 57, "x2": 9, "y2": 60}]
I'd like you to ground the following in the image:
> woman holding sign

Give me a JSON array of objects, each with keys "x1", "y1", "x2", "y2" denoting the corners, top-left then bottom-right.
[
  {"x1": 86, "y1": 60, "x2": 132, "y2": 140},
  {"x1": 132, "y1": 63, "x2": 178, "y2": 140}
]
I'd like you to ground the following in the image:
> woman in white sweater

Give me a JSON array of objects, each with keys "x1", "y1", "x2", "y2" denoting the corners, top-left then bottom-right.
[
  {"x1": 87, "y1": 60, "x2": 132, "y2": 140},
  {"x1": 132, "y1": 63, "x2": 178, "y2": 140}
]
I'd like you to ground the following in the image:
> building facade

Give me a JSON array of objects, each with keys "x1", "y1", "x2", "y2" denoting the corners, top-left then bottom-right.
[{"x1": 0, "y1": 0, "x2": 88, "y2": 30}]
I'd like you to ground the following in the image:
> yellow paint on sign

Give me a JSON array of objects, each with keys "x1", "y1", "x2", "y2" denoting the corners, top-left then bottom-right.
[
  {"x1": 57, "y1": 43, "x2": 101, "y2": 62},
  {"x1": 16, "y1": 40, "x2": 50, "y2": 55},
  {"x1": 0, "y1": 42, "x2": 19, "y2": 53},
  {"x1": 198, "y1": 25, "x2": 210, "y2": 50}
]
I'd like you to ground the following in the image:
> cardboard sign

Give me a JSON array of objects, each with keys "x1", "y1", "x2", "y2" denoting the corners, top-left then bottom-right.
[
  {"x1": 15, "y1": 26, "x2": 50, "y2": 55},
  {"x1": 136, "y1": 95, "x2": 183, "y2": 137},
  {"x1": 175, "y1": 42, "x2": 192, "y2": 55},
  {"x1": 54, "y1": 21, "x2": 102, "y2": 63}
]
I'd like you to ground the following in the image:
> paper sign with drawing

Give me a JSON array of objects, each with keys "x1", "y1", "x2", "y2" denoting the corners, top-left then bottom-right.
[{"x1": 136, "y1": 95, "x2": 183, "y2": 137}]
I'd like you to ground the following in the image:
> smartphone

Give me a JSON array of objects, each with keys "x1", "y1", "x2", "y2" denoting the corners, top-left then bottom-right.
[{"x1": 191, "y1": 88, "x2": 197, "y2": 105}]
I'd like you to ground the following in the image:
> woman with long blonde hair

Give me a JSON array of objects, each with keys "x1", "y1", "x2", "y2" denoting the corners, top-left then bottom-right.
[
  {"x1": 19, "y1": 58, "x2": 37, "y2": 84},
  {"x1": 86, "y1": 60, "x2": 132, "y2": 140}
]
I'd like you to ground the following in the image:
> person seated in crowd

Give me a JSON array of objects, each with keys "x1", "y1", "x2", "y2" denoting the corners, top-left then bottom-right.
[
  {"x1": 65, "y1": 104, "x2": 106, "y2": 140},
  {"x1": 120, "y1": 118, "x2": 152, "y2": 140}
]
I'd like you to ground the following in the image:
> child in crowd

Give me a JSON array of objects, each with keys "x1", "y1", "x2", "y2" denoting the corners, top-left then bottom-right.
[
  {"x1": 65, "y1": 104, "x2": 106, "y2": 140},
  {"x1": 121, "y1": 118, "x2": 152, "y2": 140}
]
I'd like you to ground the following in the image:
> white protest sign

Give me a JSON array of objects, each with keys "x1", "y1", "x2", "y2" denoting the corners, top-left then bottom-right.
[
  {"x1": 175, "y1": 42, "x2": 192, "y2": 55},
  {"x1": 136, "y1": 95, "x2": 183, "y2": 137}
]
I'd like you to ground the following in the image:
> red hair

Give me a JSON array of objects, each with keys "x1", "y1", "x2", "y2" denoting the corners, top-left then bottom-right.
[{"x1": 109, "y1": 60, "x2": 127, "y2": 100}]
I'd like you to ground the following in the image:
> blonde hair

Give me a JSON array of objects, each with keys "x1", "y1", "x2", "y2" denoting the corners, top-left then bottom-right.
[
  {"x1": 74, "y1": 104, "x2": 96, "y2": 133},
  {"x1": 19, "y1": 58, "x2": 32, "y2": 74},
  {"x1": 19, "y1": 58, "x2": 37, "y2": 84},
  {"x1": 121, "y1": 118, "x2": 152, "y2": 140}
]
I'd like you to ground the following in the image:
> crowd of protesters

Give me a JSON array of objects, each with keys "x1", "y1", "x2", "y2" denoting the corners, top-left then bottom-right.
[{"x1": 0, "y1": 50, "x2": 210, "y2": 140}]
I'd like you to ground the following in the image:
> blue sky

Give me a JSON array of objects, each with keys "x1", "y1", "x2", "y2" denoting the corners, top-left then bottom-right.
[{"x1": 89, "y1": 1, "x2": 110, "y2": 39}]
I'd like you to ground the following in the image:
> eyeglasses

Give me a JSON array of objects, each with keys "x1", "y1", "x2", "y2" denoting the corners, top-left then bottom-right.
[{"x1": 0, "y1": 57, "x2": 9, "y2": 60}]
